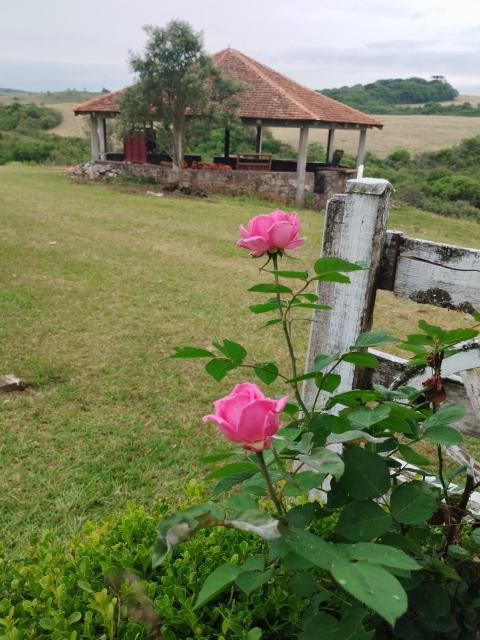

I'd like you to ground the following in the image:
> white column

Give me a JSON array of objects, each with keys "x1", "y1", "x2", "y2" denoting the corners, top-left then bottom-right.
[
  {"x1": 296, "y1": 125, "x2": 309, "y2": 206},
  {"x1": 356, "y1": 128, "x2": 367, "y2": 178},
  {"x1": 98, "y1": 117, "x2": 107, "y2": 159},
  {"x1": 326, "y1": 128, "x2": 335, "y2": 164},
  {"x1": 89, "y1": 114, "x2": 100, "y2": 162}
]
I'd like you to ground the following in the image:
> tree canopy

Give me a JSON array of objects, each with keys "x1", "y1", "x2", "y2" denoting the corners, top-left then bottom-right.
[{"x1": 119, "y1": 20, "x2": 241, "y2": 174}]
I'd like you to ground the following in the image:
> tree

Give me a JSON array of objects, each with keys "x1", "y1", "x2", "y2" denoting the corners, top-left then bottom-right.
[{"x1": 119, "y1": 21, "x2": 241, "y2": 181}]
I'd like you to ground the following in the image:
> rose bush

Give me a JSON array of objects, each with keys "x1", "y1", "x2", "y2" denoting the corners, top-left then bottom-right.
[{"x1": 161, "y1": 209, "x2": 480, "y2": 638}]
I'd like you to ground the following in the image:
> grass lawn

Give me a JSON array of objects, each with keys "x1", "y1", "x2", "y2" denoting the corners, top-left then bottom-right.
[{"x1": 1, "y1": 164, "x2": 480, "y2": 552}]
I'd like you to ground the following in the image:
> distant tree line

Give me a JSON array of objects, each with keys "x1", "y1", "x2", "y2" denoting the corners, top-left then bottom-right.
[
  {"x1": 0, "y1": 103, "x2": 62, "y2": 133},
  {"x1": 320, "y1": 77, "x2": 474, "y2": 115}
]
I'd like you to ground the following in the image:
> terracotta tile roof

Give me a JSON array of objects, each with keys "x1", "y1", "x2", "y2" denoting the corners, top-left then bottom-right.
[{"x1": 74, "y1": 48, "x2": 382, "y2": 128}]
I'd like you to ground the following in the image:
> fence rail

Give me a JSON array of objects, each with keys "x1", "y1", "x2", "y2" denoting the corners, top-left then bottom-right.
[{"x1": 304, "y1": 177, "x2": 480, "y2": 448}]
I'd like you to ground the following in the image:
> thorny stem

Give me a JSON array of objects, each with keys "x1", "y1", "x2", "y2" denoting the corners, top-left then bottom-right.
[
  {"x1": 270, "y1": 253, "x2": 310, "y2": 418},
  {"x1": 256, "y1": 451, "x2": 287, "y2": 518}
]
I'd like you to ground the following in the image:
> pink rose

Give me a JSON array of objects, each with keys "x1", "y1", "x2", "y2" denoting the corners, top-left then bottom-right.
[
  {"x1": 236, "y1": 210, "x2": 305, "y2": 257},
  {"x1": 202, "y1": 382, "x2": 289, "y2": 452}
]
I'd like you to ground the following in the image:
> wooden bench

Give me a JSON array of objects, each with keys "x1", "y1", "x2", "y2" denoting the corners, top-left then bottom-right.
[{"x1": 235, "y1": 153, "x2": 272, "y2": 171}]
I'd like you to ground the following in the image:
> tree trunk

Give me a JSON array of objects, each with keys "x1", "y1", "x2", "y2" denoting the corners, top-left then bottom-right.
[{"x1": 172, "y1": 121, "x2": 184, "y2": 186}]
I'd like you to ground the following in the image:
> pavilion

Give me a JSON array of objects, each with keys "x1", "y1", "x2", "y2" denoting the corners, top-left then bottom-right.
[{"x1": 74, "y1": 48, "x2": 382, "y2": 205}]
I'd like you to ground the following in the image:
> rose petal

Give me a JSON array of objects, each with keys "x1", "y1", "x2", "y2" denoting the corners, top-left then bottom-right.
[
  {"x1": 237, "y1": 398, "x2": 278, "y2": 442},
  {"x1": 231, "y1": 382, "x2": 265, "y2": 401},
  {"x1": 268, "y1": 221, "x2": 296, "y2": 248}
]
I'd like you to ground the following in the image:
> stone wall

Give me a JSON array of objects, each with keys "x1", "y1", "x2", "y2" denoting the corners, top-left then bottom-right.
[{"x1": 75, "y1": 161, "x2": 356, "y2": 210}]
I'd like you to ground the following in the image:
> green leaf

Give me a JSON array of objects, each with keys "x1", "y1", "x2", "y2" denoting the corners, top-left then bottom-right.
[
  {"x1": 194, "y1": 563, "x2": 241, "y2": 609},
  {"x1": 152, "y1": 503, "x2": 224, "y2": 567},
  {"x1": 263, "y1": 318, "x2": 282, "y2": 327},
  {"x1": 265, "y1": 269, "x2": 309, "y2": 280},
  {"x1": 343, "y1": 352, "x2": 379, "y2": 368},
  {"x1": 439, "y1": 327, "x2": 478, "y2": 347},
  {"x1": 291, "y1": 302, "x2": 332, "y2": 310},
  {"x1": 247, "y1": 628, "x2": 263, "y2": 640},
  {"x1": 397, "y1": 444, "x2": 430, "y2": 466},
  {"x1": 418, "y1": 319, "x2": 445, "y2": 338},
  {"x1": 205, "y1": 358, "x2": 236, "y2": 381},
  {"x1": 317, "y1": 373, "x2": 341, "y2": 392},
  {"x1": 424, "y1": 403, "x2": 465, "y2": 428},
  {"x1": 314, "y1": 257, "x2": 365, "y2": 274},
  {"x1": 391, "y1": 482, "x2": 438, "y2": 525},
  {"x1": 211, "y1": 470, "x2": 258, "y2": 497},
  {"x1": 424, "y1": 425, "x2": 463, "y2": 445},
  {"x1": 283, "y1": 471, "x2": 325, "y2": 497},
  {"x1": 326, "y1": 430, "x2": 389, "y2": 445},
  {"x1": 338, "y1": 542, "x2": 421, "y2": 570},
  {"x1": 254, "y1": 362, "x2": 279, "y2": 385},
  {"x1": 315, "y1": 272, "x2": 351, "y2": 284},
  {"x1": 340, "y1": 446, "x2": 390, "y2": 499},
  {"x1": 301, "y1": 609, "x2": 373, "y2": 640},
  {"x1": 348, "y1": 405, "x2": 391, "y2": 428},
  {"x1": 249, "y1": 283, "x2": 293, "y2": 294},
  {"x1": 172, "y1": 346, "x2": 214, "y2": 358},
  {"x1": 235, "y1": 568, "x2": 274, "y2": 594},
  {"x1": 314, "y1": 353, "x2": 340, "y2": 371},
  {"x1": 331, "y1": 557, "x2": 407, "y2": 626},
  {"x1": 226, "y1": 510, "x2": 282, "y2": 539},
  {"x1": 249, "y1": 302, "x2": 279, "y2": 314},
  {"x1": 355, "y1": 331, "x2": 400, "y2": 348},
  {"x1": 336, "y1": 500, "x2": 392, "y2": 541},
  {"x1": 213, "y1": 339, "x2": 247, "y2": 364},
  {"x1": 284, "y1": 529, "x2": 340, "y2": 570},
  {"x1": 297, "y1": 448, "x2": 345, "y2": 480},
  {"x1": 205, "y1": 461, "x2": 258, "y2": 481},
  {"x1": 68, "y1": 612, "x2": 82, "y2": 624}
]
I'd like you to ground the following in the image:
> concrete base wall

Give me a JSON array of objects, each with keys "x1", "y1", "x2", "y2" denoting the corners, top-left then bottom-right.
[{"x1": 75, "y1": 161, "x2": 356, "y2": 210}]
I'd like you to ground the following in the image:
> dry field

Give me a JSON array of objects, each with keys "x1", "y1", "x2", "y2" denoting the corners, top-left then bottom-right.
[{"x1": 270, "y1": 114, "x2": 480, "y2": 158}]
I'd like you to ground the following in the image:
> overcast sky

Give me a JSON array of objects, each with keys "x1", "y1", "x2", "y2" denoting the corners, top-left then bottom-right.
[{"x1": 1, "y1": 0, "x2": 479, "y2": 94}]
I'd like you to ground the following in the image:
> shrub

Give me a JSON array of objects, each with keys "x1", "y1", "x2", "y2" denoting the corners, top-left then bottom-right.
[{"x1": 431, "y1": 175, "x2": 480, "y2": 208}]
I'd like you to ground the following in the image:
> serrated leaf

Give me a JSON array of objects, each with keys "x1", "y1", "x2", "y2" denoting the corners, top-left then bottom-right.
[
  {"x1": 213, "y1": 339, "x2": 247, "y2": 364},
  {"x1": 315, "y1": 272, "x2": 351, "y2": 284},
  {"x1": 397, "y1": 444, "x2": 430, "y2": 466},
  {"x1": 292, "y1": 302, "x2": 332, "y2": 311},
  {"x1": 314, "y1": 353, "x2": 340, "y2": 371},
  {"x1": 205, "y1": 358, "x2": 236, "y2": 381},
  {"x1": 298, "y1": 448, "x2": 345, "y2": 480},
  {"x1": 200, "y1": 451, "x2": 234, "y2": 464},
  {"x1": 254, "y1": 362, "x2": 279, "y2": 385},
  {"x1": 348, "y1": 405, "x2": 391, "y2": 428},
  {"x1": 152, "y1": 503, "x2": 224, "y2": 567},
  {"x1": 339, "y1": 446, "x2": 390, "y2": 499},
  {"x1": 249, "y1": 283, "x2": 293, "y2": 294},
  {"x1": 249, "y1": 302, "x2": 279, "y2": 314},
  {"x1": 355, "y1": 331, "x2": 399, "y2": 348},
  {"x1": 336, "y1": 500, "x2": 392, "y2": 541},
  {"x1": 284, "y1": 529, "x2": 340, "y2": 570},
  {"x1": 326, "y1": 430, "x2": 389, "y2": 445},
  {"x1": 265, "y1": 269, "x2": 309, "y2": 280},
  {"x1": 424, "y1": 425, "x2": 463, "y2": 445},
  {"x1": 391, "y1": 482, "x2": 438, "y2": 525},
  {"x1": 235, "y1": 568, "x2": 274, "y2": 594},
  {"x1": 211, "y1": 469, "x2": 258, "y2": 496},
  {"x1": 343, "y1": 352, "x2": 379, "y2": 368},
  {"x1": 205, "y1": 461, "x2": 258, "y2": 481},
  {"x1": 314, "y1": 257, "x2": 365, "y2": 274},
  {"x1": 172, "y1": 346, "x2": 214, "y2": 358},
  {"x1": 338, "y1": 542, "x2": 421, "y2": 570},
  {"x1": 194, "y1": 563, "x2": 241, "y2": 609},
  {"x1": 424, "y1": 404, "x2": 465, "y2": 428},
  {"x1": 226, "y1": 510, "x2": 282, "y2": 539},
  {"x1": 331, "y1": 557, "x2": 407, "y2": 626},
  {"x1": 317, "y1": 373, "x2": 341, "y2": 392}
]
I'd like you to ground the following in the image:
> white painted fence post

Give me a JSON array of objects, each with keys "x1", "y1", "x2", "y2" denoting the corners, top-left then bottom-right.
[
  {"x1": 303, "y1": 178, "x2": 393, "y2": 409},
  {"x1": 89, "y1": 114, "x2": 100, "y2": 162}
]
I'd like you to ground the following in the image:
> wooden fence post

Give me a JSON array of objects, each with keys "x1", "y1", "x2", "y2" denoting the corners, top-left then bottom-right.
[{"x1": 303, "y1": 178, "x2": 393, "y2": 409}]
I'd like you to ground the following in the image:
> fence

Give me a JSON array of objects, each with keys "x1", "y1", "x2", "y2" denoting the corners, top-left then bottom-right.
[{"x1": 303, "y1": 178, "x2": 480, "y2": 475}]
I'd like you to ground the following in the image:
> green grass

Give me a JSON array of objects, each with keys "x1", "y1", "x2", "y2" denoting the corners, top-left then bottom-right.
[{"x1": 1, "y1": 164, "x2": 480, "y2": 552}]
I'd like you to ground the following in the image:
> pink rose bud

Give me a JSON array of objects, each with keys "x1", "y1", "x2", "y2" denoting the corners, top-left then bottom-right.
[
  {"x1": 202, "y1": 382, "x2": 289, "y2": 452},
  {"x1": 236, "y1": 210, "x2": 306, "y2": 257}
]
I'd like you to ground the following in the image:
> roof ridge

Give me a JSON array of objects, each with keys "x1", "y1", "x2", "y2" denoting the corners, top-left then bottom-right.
[
  {"x1": 74, "y1": 88, "x2": 124, "y2": 112},
  {"x1": 232, "y1": 49, "x2": 318, "y2": 121}
]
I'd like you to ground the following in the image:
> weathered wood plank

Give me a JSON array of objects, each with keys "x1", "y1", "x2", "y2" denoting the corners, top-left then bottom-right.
[
  {"x1": 370, "y1": 347, "x2": 480, "y2": 436},
  {"x1": 303, "y1": 178, "x2": 393, "y2": 409},
  {"x1": 379, "y1": 232, "x2": 480, "y2": 312}
]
